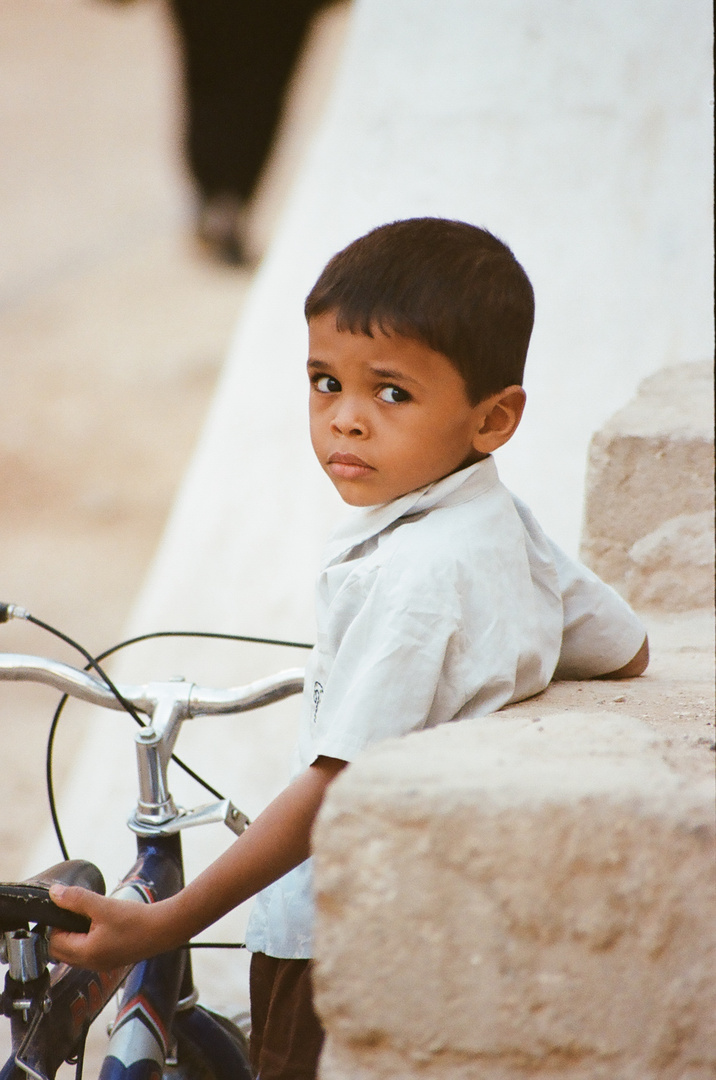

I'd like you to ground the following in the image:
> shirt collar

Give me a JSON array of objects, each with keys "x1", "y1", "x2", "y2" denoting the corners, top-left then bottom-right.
[{"x1": 322, "y1": 456, "x2": 500, "y2": 567}]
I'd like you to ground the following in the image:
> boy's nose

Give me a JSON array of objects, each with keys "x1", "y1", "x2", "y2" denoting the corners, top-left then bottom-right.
[{"x1": 330, "y1": 400, "x2": 367, "y2": 436}]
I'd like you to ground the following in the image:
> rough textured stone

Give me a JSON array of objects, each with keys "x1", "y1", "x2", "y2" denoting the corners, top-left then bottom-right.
[
  {"x1": 580, "y1": 362, "x2": 714, "y2": 608},
  {"x1": 624, "y1": 511, "x2": 715, "y2": 610},
  {"x1": 313, "y1": 713, "x2": 715, "y2": 1079}
]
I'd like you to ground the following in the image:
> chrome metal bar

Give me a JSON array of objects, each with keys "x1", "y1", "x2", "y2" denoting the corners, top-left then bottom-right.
[
  {"x1": 0, "y1": 655, "x2": 303, "y2": 717},
  {"x1": 0, "y1": 655, "x2": 148, "y2": 712},
  {"x1": 7, "y1": 932, "x2": 48, "y2": 983},
  {"x1": 188, "y1": 669, "x2": 304, "y2": 716}
]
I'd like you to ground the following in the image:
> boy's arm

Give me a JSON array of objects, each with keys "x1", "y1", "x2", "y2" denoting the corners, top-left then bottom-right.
[
  {"x1": 545, "y1": 541, "x2": 648, "y2": 681},
  {"x1": 509, "y1": 496, "x2": 648, "y2": 681},
  {"x1": 48, "y1": 755, "x2": 346, "y2": 972},
  {"x1": 593, "y1": 633, "x2": 649, "y2": 679}
]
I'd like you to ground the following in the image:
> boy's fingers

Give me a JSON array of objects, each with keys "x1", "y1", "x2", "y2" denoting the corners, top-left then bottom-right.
[
  {"x1": 48, "y1": 927, "x2": 79, "y2": 960},
  {"x1": 48, "y1": 890, "x2": 104, "y2": 965},
  {"x1": 49, "y1": 883, "x2": 101, "y2": 918}
]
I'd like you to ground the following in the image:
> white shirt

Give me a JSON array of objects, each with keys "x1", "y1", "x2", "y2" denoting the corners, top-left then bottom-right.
[{"x1": 245, "y1": 458, "x2": 645, "y2": 958}]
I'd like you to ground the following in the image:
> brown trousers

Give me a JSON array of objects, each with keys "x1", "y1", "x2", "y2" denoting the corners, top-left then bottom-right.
[{"x1": 249, "y1": 953, "x2": 325, "y2": 1079}]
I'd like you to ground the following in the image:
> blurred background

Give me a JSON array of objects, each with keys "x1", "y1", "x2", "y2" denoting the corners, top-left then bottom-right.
[{"x1": 0, "y1": 0, "x2": 351, "y2": 877}]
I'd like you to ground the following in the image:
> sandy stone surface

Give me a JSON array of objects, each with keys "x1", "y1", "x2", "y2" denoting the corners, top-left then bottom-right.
[
  {"x1": 315, "y1": 720, "x2": 714, "y2": 1078},
  {"x1": 313, "y1": 610, "x2": 715, "y2": 1079},
  {"x1": 581, "y1": 361, "x2": 715, "y2": 605}
]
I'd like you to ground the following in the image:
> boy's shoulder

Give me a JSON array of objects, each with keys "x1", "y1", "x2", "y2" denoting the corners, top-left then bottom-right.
[{"x1": 374, "y1": 475, "x2": 526, "y2": 584}]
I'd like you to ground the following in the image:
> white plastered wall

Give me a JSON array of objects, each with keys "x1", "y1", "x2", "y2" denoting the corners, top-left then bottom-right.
[{"x1": 29, "y1": 0, "x2": 713, "y2": 1016}]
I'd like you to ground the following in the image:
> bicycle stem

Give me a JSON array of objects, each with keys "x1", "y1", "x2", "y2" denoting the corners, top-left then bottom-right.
[
  {"x1": 132, "y1": 682, "x2": 193, "y2": 829},
  {"x1": 128, "y1": 682, "x2": 252, "y2": 838}
]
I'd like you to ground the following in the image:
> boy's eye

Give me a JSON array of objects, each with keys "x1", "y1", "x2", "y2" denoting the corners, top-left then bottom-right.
[
  {"x1": 313, "y1": 375, "x2": 341, "y2": 394},
  {"x1": 377, "y1": 385, "x2": 411, "y2": 404}
]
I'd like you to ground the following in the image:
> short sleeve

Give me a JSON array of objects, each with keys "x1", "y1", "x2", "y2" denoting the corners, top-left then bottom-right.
[{"x1": 548, "y1": 541, "x2": 647, "y2": 679}]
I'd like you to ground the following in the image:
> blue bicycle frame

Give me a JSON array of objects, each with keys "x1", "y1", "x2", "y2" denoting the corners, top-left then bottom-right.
[
  {"x1": 99, "y1": 836, "x2": 250, "y2": 1079},
  {"x1": 1, "y1": 836, "x2": 251, "y2": 1080}
]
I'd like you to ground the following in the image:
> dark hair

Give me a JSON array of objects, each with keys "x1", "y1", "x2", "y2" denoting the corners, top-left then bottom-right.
[{"x1": 305, "y1": 218, "x2": 534, "y2": 404}]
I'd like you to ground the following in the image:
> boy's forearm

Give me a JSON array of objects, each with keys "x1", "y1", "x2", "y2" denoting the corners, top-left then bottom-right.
[
  {"x1": 160, "y1": 755, "x2": 346, "y2": 947},
  {"x1": 49, "y1": 756, "x2": 346, "y2": 969}
]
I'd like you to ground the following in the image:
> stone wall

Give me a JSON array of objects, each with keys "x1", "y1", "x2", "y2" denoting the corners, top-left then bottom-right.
[
  {"x1": 313, "y1": 714, "x2": 715, "y2": 1079},
  {"x1": 580, "y1": 361, "x2": 714, "y2": 611}
]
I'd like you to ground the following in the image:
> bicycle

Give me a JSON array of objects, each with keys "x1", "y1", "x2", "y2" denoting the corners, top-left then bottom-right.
[{"x1": 0, "y1": 603, "x2": 306, "y2": 1080}]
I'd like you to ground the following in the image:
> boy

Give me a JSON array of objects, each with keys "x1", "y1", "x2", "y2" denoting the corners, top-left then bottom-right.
[{"x1": 50, "y1": 218, "x2": 648, "y2": 1077}]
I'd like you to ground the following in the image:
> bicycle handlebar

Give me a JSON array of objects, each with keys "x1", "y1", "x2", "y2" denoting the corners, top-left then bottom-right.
[
  {"x1": 0, "y1": 653, "x2": 305, "y2": 717},
  {"x1": 0, "y1": 650, "x2": 305, "y2": 839}
]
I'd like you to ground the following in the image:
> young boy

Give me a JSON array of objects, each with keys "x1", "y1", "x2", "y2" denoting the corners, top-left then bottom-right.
[{"x1": 50, "y1": 218, "x2": 648, "y2": 1077}]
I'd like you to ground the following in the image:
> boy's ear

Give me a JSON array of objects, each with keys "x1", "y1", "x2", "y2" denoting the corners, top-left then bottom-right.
[{"x1": 471, "y1": 386, "x2": 526, "y2": 454}]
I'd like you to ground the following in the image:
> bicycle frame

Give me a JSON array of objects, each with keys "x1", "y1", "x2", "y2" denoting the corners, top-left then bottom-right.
[
  {"x1": 2, "y1": 836, "x2": 253, "y2": 1080},
  {"x1": 0, "y1": 650, "x2": 304, "y2": 1079},
  {"x1": 98, "y1": 836, "x2": 251, "y2": 1080}
]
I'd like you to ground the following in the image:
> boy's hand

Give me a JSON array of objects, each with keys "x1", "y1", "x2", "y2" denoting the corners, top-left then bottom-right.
[{"x1": 48, "y1": 884, "x2": 166, "y2": 972}]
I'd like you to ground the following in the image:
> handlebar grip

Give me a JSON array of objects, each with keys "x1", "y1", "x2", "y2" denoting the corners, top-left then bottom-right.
[
  {"x1": 0, "y1": 861, "x2": 105, "y2": 933},
  {"x1": 0, "y1": 885, "x2": 91, "y2": 933}
]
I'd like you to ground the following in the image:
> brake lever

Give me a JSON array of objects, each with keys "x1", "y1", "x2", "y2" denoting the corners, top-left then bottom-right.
[{"x1": 129, "y1": 798, "x2": 250, "y2": 838}]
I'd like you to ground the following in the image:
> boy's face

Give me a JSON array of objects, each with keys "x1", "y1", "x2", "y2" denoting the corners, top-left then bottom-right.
[{"x1": 308, "y1": 312, "x2": 492, "y2": 506}]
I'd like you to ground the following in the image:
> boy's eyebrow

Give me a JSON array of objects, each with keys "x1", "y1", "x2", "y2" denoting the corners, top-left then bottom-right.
[{"x1": 369, "y1": 365, "x2": 420, "y2": 387}]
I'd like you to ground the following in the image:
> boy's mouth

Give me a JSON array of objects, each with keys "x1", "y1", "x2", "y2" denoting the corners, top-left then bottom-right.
[{"x1": 327, "y1": 452, "x2": 375, "y2": 480}]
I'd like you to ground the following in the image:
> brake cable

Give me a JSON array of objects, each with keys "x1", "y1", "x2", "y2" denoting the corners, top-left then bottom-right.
[{"x1": 0, "y1": 604, "x2": 311, "y2": 860}]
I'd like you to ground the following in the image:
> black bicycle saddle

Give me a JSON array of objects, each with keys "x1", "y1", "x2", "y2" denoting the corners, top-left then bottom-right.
[{"x1": 0, "y1": 859, "x2": 105, "y2": 934}]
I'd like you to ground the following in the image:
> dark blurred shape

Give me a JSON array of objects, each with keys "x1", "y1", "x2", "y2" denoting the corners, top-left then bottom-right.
[{"x1": 170, "y1": 0, "x2": 328, "y2": 264}]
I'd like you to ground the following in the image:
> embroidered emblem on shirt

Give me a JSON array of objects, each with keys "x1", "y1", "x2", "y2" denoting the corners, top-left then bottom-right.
[{"x1": 312, "y1": 681, "x2": 324, "y2": 723}]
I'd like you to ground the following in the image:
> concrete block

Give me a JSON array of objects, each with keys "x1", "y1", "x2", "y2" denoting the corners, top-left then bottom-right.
[
  {"x1": 580, "y1": 362, "x2": 714, "y2": 609},
  {"x1": 312, "y1": 713, "x2": 715, "y2": 1079}
]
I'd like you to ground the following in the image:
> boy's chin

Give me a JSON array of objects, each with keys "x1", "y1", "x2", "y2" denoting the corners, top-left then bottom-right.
[
  {"x1": 333, "y1": 485, "x2": 382, "y2": 507},
  {"x1": 330, "y1": 477, "x2": 421, "y2": 508},
  {"x1": 326, "y1": 475, "x2": 387, "y2": 507}
]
